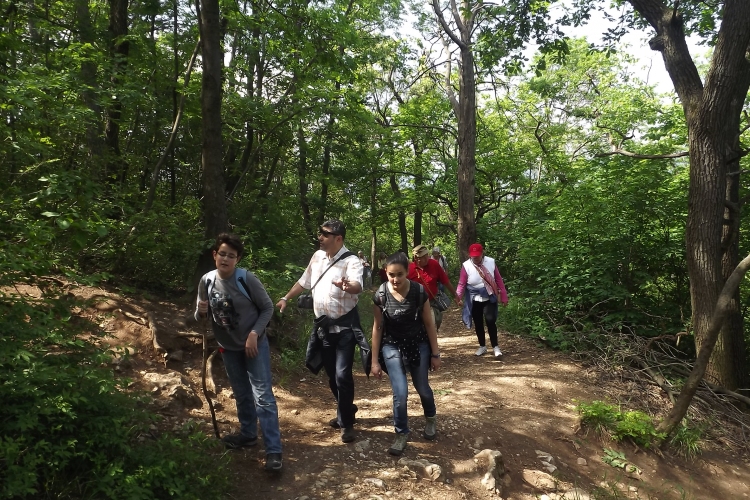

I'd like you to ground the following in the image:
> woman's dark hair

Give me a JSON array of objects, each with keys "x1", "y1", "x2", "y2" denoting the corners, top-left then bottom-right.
[
  {"x1": 214, "y1": 233, "x2": 244, "y2": 258},
  {"x1": 385, "y1": 251, "x2": 409, "y2": 270}
]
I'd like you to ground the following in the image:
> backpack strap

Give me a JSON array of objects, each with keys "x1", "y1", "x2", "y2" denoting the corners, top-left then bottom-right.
[
  {"x1": 375, "y1": 282, "x2": 388, "y2": 310},
  {"x1": 205, "y1": 270, "x2": 217, "y2": 298},
  {"x1": 235, "y1": 268, "x2": 255, "y2": 305},
  {"x1": 414, "y1": 283, "x2": 429, "y2": 320},
  {"x1": 206, "y1": 268, "x2": 255, "y2": 306}
]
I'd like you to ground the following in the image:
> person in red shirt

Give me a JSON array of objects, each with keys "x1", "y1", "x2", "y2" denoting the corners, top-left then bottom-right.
[{"x1": 407, "y1": 244, "x2": 462, "y2": 330}]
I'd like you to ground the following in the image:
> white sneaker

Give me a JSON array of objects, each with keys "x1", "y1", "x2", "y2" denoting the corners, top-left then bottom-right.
[
  {"x1": 493, "y1": 346, "x2": 503, "y2": 357},
  {"x1": 475, "y1": 346, "x2": 487, "y2": 356}
]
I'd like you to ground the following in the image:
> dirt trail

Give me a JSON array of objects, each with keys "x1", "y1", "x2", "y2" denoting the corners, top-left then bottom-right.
[{"x1": 88, "y1": 288, "x2": 750, "y2": 500}]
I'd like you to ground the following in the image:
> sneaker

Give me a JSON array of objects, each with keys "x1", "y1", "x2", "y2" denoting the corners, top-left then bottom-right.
[
  {"x1": 221, "y1": 433, "x2": 258, "y2": 449},
  {"x1": 329, "y1": 404, "x2": 358, "y2": 429},
  {"x1": 264, "y1": 453, "x2": 282, "y2": 472},
  {"x1": 493, "y1": 346, "x2": 503, "y2": 358},
  {"x1": 423, "y1": 415, "x2": 437, "y2": 440},
  {"x1": 341, "y1": 426, "x2": 356, "y2": 443},
  {"x1": 388, "y1": 433, "x2": 409, "y2": 456},
  {"x1": 475, "y1": 346, "x2": 487, "y2": 356}
]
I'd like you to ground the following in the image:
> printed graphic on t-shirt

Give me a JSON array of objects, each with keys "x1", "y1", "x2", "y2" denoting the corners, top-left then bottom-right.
[
  {"x1": 210, "y1": 289, "x2": 238, "y2": 329},
  {"x1": 389, "y1": 303, "x2": 411, "y2": 320}
]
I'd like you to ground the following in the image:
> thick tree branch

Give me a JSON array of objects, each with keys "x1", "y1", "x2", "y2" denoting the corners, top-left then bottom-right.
[
  {"x1": 595, "y1": 149, "x2": 689, "y2": 159},
  {"x1": 432, "y1": 0, "x2": 466, "y2": 50},
  {"x1": 657, "y1": 252, "x2": 750, "y2": 435},
  {"x1": 628, "y1": 0, "x2": 703, "y2": 110},
  {"x1": 449, "y1": 0, "x2": 466, "y2": 37}
]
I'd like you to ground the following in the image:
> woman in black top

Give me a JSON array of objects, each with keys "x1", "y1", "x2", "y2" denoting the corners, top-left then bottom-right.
[{"x1": 371, "y1": 252, "x2": 441, "y2": 456}]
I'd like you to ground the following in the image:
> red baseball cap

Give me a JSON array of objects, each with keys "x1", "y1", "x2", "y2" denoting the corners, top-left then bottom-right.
[{"x1": 468, "y1": 243, "x2": 483, "y2": 257}]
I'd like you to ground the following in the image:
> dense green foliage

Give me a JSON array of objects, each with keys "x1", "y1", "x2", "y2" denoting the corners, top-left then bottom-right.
[{"x1": 0, "y1": 195, "x2": 231, "y2": 499}]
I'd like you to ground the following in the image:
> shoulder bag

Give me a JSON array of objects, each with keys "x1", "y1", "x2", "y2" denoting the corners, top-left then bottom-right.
[{"x1": 414, "y1": 267, "x2": 451, "y2": 312}]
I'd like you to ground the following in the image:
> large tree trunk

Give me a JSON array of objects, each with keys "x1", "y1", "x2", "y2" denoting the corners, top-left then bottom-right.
[
  {"x1": 456, "y1": 43, "x2": 477, "y2": 262},
  {"x1": 627, "y1": 0, "x2": 750, "y2": 393},
  {"x1": 194, "y1": 0, "x2": 228, "y2": 280},
  {"x1": 105, "y1": 0, "x2": 129, "y2": 186},
  {"x1": 297, "y1": 124, "x2": 317, "y2": 249},
  {"x1": 432, "y1": 0, "x2": 478, "y2": 262},
  {"x1": 75, "y1": 0, "x2": 104, "y2": 171}
]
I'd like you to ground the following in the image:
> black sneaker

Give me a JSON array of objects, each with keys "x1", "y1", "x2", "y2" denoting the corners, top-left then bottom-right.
[
  {"x1": 341, "y1": 426, "x2": 356, "y2": 443},
  {"x1": 265, "y1": 453, "x2": 283, "y2": 472},
  {"x1": 329, "y1": 404, "x2": 358, "y2": 428},
  {"x1": 221, "y1": 433, "x2": 258, "y2": 449}
]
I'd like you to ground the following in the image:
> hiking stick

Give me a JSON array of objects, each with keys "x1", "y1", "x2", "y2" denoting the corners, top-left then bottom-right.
[{"x1": 199, "y1": 281, "x2": 221, "y2": 439}]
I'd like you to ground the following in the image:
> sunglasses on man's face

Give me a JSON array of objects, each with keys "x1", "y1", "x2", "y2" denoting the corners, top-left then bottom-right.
[{"x1": 318, "y1": 230, "x2": 339, "y2": 238}]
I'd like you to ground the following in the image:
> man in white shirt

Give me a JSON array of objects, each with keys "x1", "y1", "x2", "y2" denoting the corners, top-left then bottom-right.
[{"x1": 276, "y1": 219, "x2": 363, "y2": 443}]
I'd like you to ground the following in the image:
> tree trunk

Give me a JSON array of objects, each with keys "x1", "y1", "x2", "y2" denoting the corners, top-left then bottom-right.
[
  {"x1": 627, "y1": 0, "x2": 750, "y2": 396},
  {"x1": 456, "y1": 43, "x2": 477, "y2": 262},
  {"x1": 297, "y1": 124, "x2": 317, "y2": 249},
  {"x1": 432, "y1": 0, "x2": 478, "y2": 262},
  {"x1": 105, "y1": 0, "x2": 129, "y2": 186},
  {"x1": 75, "y1": 0, "x2": 104, "y2": 171},
  {"x1": 318, "y1": 110, "x2": 335, "y2": 227},
  {"x1": 390, "y1": 173, "x2": 408, "y2": 252},
  {"x1": 413, "y1": 144, "x2": 424, "y2": 247},
  {"x1": 195, "y1": 0, "x2": 228, "y2": 278}
]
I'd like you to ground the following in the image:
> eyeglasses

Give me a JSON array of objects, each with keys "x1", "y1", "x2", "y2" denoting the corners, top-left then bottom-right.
[
  {"x1": 318, "y1": 230, "x2": 339, "y2": 238},
  {"x1": 217, "y1": 251, "x2": 238, "y2": 260}
]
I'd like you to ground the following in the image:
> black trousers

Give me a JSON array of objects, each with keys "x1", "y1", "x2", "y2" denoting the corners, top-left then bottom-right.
[
  {"x1": 472, "y1": 300, "x2": 499, "y2": 348},
  {"x1": 321, "y1": 328, "x2": 356, "y2": 428}
]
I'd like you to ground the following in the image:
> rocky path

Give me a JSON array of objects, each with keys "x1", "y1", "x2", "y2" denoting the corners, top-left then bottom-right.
[{"x1": 92, "y1": 288, "x2": 750, "y2": 500}]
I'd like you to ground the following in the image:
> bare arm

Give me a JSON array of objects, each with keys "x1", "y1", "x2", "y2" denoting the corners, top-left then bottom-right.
[
  {"x1": 276, "y1": 282, "x2": 306, "y2": 313},
  {"x1": 371, "y1": 305, "x2": 384, "y2": 379}
]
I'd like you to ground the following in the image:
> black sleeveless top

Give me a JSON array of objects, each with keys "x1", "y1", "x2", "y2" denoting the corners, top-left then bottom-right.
[{"x1": 373, "y1": 281, "x2": 428, "y2": 365}]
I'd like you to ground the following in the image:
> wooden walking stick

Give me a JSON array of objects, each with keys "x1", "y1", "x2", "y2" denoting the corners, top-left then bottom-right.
[{"x1": 199, "y1": 280, "x2": 221, "y2": 439}]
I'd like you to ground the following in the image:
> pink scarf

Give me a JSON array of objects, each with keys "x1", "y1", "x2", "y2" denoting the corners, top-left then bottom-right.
[{"x1": 473, "y1": 262, "x2": 499, "y2": 297}]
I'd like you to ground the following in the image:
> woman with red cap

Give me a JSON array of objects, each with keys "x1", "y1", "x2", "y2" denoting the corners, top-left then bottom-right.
[{"x1": 455, "y1": 243, "x2": 508, "y2": 357}]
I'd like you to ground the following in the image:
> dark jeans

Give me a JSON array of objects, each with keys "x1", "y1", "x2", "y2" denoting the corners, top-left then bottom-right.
[
  {"x1": 381, "y1": 342, "x2": 436, "y2": 435},
  {"x1": 472, "y1": 300, "x2": 499, "y2": 348},
  {"x1": 322, "y1": 328, "x2": 356, "y2": 428}
]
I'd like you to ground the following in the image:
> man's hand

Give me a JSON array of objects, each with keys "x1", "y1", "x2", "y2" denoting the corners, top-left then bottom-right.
[
  {"x1": 275, "y1": 298, "x2": 288, "y2": 313},
  {"x1": 332, "y1": 277, "x2": 349, "y2": 291},
  {"x1": 245, "y1": 331, "x2": 259, "y2": 358},
  {"x1": 198, "y1": 299, "x2": 208, "y2": 316}
]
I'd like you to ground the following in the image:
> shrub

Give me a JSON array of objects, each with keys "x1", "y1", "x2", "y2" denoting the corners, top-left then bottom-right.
[
  {"x1": 576, "y1": 400, "x2": 666, "y2": 449},
  {"x1": 0, "y1": 291, "x2": 232, "y2": 500},
  {"x1": 669, "y1": 420, "x2": 704, "y2": 460}
]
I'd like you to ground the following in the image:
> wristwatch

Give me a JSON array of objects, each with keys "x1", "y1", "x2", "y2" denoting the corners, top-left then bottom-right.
[
  {"x1": 431, "y1": 353, "x2": 440, "y2": 359},
  {"x1": 279, "y1": 297, "x2": 288, "y2": 302}
]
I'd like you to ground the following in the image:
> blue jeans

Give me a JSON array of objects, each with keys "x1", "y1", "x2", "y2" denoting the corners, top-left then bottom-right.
[
  {"x1": 322, "y1": 328, "x2": 357, "y2": 428},
  {"x1": 381, "y1": 342, "x2": 436, "y2": 435},
  {"x1": 222, "y1": 335, "x2": 282, "y2": 454}
]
